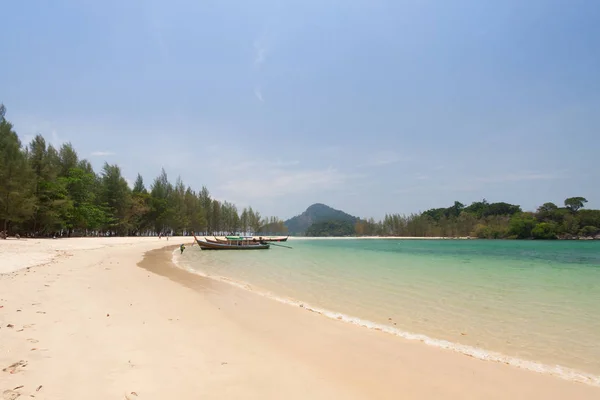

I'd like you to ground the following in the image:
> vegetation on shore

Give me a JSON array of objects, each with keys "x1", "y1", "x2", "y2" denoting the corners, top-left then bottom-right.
[
  {"x1": 308, "y1": 199, "x2": 598, "y2": 239},
  {"x1": 354, "y1": 198, "x2": 599, "y2": 239},
  {"x1": 0, "y1": 104, "x2": 284, "y2": 237},
  {"x1": 306, "y1": 220, "x2": 356, "y2": 237},
  {"x1": 286, "y1": 201, "x2": 599, "y2": 240}
]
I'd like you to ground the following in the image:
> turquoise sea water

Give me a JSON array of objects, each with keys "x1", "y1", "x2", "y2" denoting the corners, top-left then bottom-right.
[{"x1": 175, "y1": 239, "x2": 600, "y2": 385}]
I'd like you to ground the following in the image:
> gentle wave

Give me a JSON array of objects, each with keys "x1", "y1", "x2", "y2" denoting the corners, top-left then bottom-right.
[{"x1": 171, "y1": 249, "x2": 600, "y2": 387}]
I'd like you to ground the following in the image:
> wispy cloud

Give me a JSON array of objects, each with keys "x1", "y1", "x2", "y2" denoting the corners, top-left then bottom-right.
[
  {"x1": 21, "y1": 134, "x2": 35, "y2": 146},
  {"x1": 360, "y1": 151, "x2": 409, "y2": 167},
  {"x1": 473, "y1": 171, "x2": 565, "y2": 183},
  {"x1": 145, "y1": 3, "x2": 169, "y2": 60},
  {"x1": 218, "y1": 167, "x2": 350, "y2": 199},
  {"x1": 254, "y1": 87, "x2": 264, "y2": 102},
  {"x1": 90, "y1": 151, "x2": 115, "y2": 157},
  {"x1": 252, "y1": 36, "x2": 269, "y2": 103},
  {"x1": 50, "y1": 130, "x2": 65, "y2": 147},
  {"x1": 395, "y1": 183, "x2": 478, "y2": 195},
  {"x1": 316, "y1": 145, "x2": 344, "y2": 157},
  {"x1": 253, "y1": 39, "x2": 268, "y2": 67},
  {"x1": 11, "y1": 114, "x2": 66, "y2": 148},
  {"x1": 395, "y1": 171, "x2": 565, "y2": 195},
  {"x1": 220, "y1": 159, "x2": 299, "y2": 173}
]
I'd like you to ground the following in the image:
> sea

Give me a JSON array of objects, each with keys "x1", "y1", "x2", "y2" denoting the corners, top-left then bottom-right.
[{"x1": 174, "y1": 238, "x2": 600, "y2": 386}]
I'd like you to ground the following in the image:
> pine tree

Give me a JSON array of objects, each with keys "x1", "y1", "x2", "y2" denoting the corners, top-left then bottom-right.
[{"x1": 0, "y1": 108, "x2": 35, "y2": 234}]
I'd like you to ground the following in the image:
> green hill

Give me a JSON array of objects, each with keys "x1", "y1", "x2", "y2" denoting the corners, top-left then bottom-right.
[
  {"x1": 305, "y1": 220, "x2": 356, "y2": 237},
  {"x1": 284, "y1": 203, "x2": 358, "y2": 235}
]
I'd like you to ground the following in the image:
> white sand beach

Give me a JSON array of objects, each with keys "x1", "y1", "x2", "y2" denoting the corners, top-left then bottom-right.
[{"x1": 1, "y1": 237, "x2": 599, "y2": 399}]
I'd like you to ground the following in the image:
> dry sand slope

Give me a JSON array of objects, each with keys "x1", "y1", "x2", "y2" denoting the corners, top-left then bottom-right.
[{"x1": 1, "y1": 237, "x2": 599, "y2": 399}]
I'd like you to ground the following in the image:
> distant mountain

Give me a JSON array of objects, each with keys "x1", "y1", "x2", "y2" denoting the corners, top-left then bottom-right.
[{"x1": 284, "y1": 203, "x2": 359, "y2": 235}]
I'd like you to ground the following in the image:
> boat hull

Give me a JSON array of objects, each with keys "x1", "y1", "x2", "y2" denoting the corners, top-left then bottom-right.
[
  {"x1": 195, "y1": 238, "x2": 270, "y2": 250},
  {"x1": 254, "y1": 236, "x2": 289, "y2": 242}
]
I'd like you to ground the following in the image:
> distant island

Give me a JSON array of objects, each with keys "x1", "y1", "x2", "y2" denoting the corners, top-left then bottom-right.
[
  {"x1": 284, "y1": 203, "x2": 358, "y2": 235},
  {"x1": 284, "y1": 200, "x2": 600, "y2": 240}
]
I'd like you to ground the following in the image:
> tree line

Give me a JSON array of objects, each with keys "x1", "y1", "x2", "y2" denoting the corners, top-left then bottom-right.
[
  {"x1": 0, "y1": 104, "x2": 287, "y2": 238},
  {"x1": 352, "y1": 198, "x2": 599, "y2": 239},
  {"x1": 306, "y1": 220, "x2": 355, "y2": 237}
]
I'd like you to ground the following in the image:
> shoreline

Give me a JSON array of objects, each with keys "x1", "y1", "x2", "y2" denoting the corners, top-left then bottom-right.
[
  {"x1": 166, "y1": 246, "x2": 600, "y2": 397},
  {"x1": 1, "y1": 238, "x2": 599, "y2": 399},
  {"x1": 171, "y1": 248, "x2": 600, "y2": 387}
]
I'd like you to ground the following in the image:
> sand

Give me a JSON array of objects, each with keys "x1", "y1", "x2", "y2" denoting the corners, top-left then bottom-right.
[{"x1": 1, "y1": 238, "x2": 599, "y2": 399}]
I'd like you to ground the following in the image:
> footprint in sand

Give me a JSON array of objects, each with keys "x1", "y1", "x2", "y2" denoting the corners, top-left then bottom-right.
[
  {"x1": 2, "y1": 360, "x2": 28, "y2": 374},
  {"x1": 27, "y1": 339, "x2": 39, "y2": 343},
  {"x1": 2, "y1": 389, "x2": 21, "y2": 400}
]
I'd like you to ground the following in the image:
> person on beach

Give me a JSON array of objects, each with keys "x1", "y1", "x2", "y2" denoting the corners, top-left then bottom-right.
[{"x1": 180, "y1": 244, "x2": 186, "y2": 254}]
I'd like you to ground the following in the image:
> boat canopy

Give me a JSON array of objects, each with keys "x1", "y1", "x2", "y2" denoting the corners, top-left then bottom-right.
[{"x1": 225, "y1": 236, "x2": 254, "y2": 240}]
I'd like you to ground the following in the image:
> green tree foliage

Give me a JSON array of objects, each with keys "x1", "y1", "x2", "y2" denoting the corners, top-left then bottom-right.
[
  {"x1": 537, "y1": 202, "x2": 558, "y2": 214},
  {"x1": 58, "y1": 143, "x2": 79, "y2": 176},
  {"x1": 0, "y1": 112, "x2": 35, "y2": 232},
  {"x1": 306, "y1": 220, "x2": 355, "y2": 237},
  {"x1": 170, "y1": 177, "x2": 189, "y2": 234},
  {"x1": 26, "y1": 136, "x2": 72, "y2": 234},
  {"x1": 564, "y1": 197, "x2": 588, "y2": 212},
  {"x1": 531, "y1": 222, "x2": 558, "y2": 240},
  {"x1": 240, "y1": 208, "x2": 249, "y2": 233},
  {"x1": 0, "y1": 104, "x2": 256, "y2": 238},
  {"x1": 132, "y1": 173, "x2": 147, "y2": 194},
  {"x1": 423, "y1": 201, "x2": 465, "y2": 220},
  {"x1": 578, "y1": 210, "x2": 600, "y2": 229},
  {"x1": 349, "y1": 198, "x2": 599, "y2": 240},
  {"x1": 247, "y1": 207, "x2": 262, "y2": 233},
  {"x1": 507, "y1": 213, "x2": 537, "y2": 239},
  {"x1": 184, "y1": 187, "x2": 206, "y2": 233},
  {"x1": 100, "y1": 163, "x2": 131, "y2": 235},
  {"x1": 198, "y1": 186, "x2": 212, "y2": 233},
  {"x1": 579, "y1": 226, "x2": 599, "y2": 236},
  {"x1": 149, "y1": 169, "x2": 173, "y2": 234},
  {"x1": 258, "y1": 216, "x2": 288, "y2": 235},
  {"x1": 64, "y1": 167, "x2": 104, "y2": 234}
]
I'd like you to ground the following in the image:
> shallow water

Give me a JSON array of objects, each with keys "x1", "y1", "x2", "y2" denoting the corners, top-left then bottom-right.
[{"x1": 176, "y1": 239, "x2": 600, "y2": 385}]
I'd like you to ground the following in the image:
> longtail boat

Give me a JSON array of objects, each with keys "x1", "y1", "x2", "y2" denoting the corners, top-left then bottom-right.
[
  {"x1": 193, "y1": 234, "x2": 270, "y2": 250},
  {"x1": 212, "y1": 235, "x2": 288, "y2": 243},
  {"x1": 255, "y1": 236, "x2": 289, "y2": 242}
]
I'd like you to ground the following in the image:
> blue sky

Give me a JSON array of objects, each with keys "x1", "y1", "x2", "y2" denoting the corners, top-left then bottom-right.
[{"x1": 1, "y1": 0, "x2": 599, "y2": 220}]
